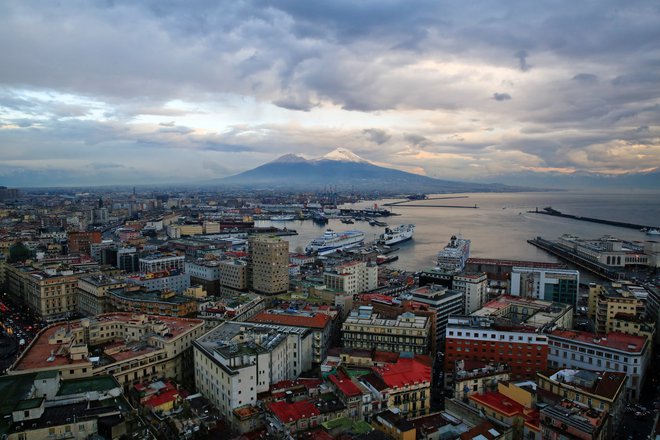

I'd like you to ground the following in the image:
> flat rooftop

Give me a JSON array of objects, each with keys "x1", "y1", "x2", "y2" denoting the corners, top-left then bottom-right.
[
  {"x1": 12, "y1": 313, "x2": 203, "y2": 372},
  {"x1": 550, "y1": 330, "x2": 647, "y2": 353}
]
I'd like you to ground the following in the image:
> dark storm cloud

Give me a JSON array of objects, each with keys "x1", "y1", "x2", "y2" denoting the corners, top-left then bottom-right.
[
  {"x1": 493, "y1": 93, "x2": 512, "y2": 101},
  {"x1": 514, "y1": 50, "x2": 531, "y2": 72},
  {"x1": 362, "y1": 129, "x2": 391, "y2": 145},
  {"x1": 573, "y1": 73, "x2": 598, "y2": 84},
  {"x1": 1, "y1": 0, "x2": 659, "y2": 184}
]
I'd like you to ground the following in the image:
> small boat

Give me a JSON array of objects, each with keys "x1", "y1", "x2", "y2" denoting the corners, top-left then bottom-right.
[
  {"x1": 340, "y1": 217, "x2": 354, "y2": 224},
  {"x1": 647, "y1": 229, "x2": 660, "y2": 236}
]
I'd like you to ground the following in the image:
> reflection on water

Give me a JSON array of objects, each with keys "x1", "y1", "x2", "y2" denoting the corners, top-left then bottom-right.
[{"x1": 257, "y1": 191, "x2": 660, "y2": 272}]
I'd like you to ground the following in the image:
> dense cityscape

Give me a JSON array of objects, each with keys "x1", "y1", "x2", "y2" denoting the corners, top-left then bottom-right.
[{"x1": 0, "y1": 185, "x2": 658, "y2": 440}]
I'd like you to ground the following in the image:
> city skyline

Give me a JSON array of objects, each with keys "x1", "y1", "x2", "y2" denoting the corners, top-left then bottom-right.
[{"x1": 1, "y1": 1, "x2": 659, "y2": 188}]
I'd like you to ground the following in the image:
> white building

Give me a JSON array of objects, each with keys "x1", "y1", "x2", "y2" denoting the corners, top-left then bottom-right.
[
  {"x1": 139, "y1": 254, "x2": 185, "y2": 273},
  {"x1": 548, "y1": 330, "x2": 650, "y2": 400},
  {"x1": 324, "y1": 260, "x2": 378, "y2": 295},
  {"x1": 193, "y1": 321, "x2": 313, "y2": 431},
  {"x1": 452, "y1": 273, "x2": 488, "y2": 314},
  {"x1": 510, "y1": 267, "x2": 580, "y2": 306}
]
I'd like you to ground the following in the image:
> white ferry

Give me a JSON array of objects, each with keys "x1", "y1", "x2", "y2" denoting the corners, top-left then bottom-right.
[
  {"x1": 305, "y1": 229, "x2": 365, "y2": 255},
  {"x1": 378, "y1": 224, "x2": 415, "y2": 245},
  {"x1": 270, "y1": 214, "x2": 296, "y2": 221}
]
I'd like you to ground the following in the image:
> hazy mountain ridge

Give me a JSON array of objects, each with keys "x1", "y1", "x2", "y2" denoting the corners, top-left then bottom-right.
[{"x1": 212, "y1": 148, "x2": 530, "y2": 193}]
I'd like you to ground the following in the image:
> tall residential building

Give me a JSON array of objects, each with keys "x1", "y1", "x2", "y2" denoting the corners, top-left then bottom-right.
[
  {"x1": 193, "y1": 321, "x2": 314, "y2": 432},
  {"x1": 185, "y1": 260, "x2": 222, "y2": 296},
  {"x1": 247, "y1": 235, "x2": 289, "y2": 295},
  {"x1": 341, "y1": 306, "x2": 431, "y2": 355},
  {"x1": 547, "y1": 330, "x2": 650, "y2": 400},
  {"x1": 324, "y1": 260, "x2": 378, "y2": 295},
  {"x1": 510, "y1": 267, "x2": 579, "y2": 305},
  {"x1": 406, "y1": 284, "x2": 464, "y2": 346},
  {"x1": 451, "y1": 272, "x2": 488, "y2": 314}
]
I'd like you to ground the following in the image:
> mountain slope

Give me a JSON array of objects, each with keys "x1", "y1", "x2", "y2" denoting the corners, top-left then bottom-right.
[{"x1": 213, "y1": 149, "x2": 525, "y2": 192}]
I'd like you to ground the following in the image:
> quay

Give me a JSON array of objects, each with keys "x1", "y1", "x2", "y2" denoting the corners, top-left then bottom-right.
[
  {"x1": 383, "y1": 204, "x2": 478, "y2": 208},
  {"x1": 385, "y1": 196, "x2": 469, "y2": 206},
  {"x1": 527, "y1": 237, "x2": 623, "y2": 281}
]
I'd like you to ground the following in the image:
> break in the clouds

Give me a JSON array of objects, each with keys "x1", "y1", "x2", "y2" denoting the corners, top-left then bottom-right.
[{"x1": 0, "y1": 0, "x2": 659, "y2": 187}]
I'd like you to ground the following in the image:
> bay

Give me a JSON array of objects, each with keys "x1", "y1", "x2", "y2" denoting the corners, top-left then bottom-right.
[{"x1": 256, "y1": 191, "x2": 660, "y2": 272}]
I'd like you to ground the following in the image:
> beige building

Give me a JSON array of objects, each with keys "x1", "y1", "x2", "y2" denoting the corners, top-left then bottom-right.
[
  {"x1": 341, "y1": 306, "x2": 431, "y2": 354},
  {"x1": 453, "y1": 360, "x2": 511, "y2": 401},
  {"x1": 452, "y1": 272, "x2": 488, "y2": 314},
  {"x1": 324, "y1": 260, "x2": 378, "y2": 295},
  {"x1": 6, "y1": 263, "x2": 100, "y2": 320},
  {"x1": 77, "y1": 275, "x2": 127, "y2": 316},
  {"x1": 248, "y1": 235, "x2": 289, "y2": 295},
  {"x1": 588, "y1": 282, "x2": 646, "y2": 334},
  {"x1": 9, "y1": 313, "x2": 205, "y2": 389},
  {"x1": 219, "y1": 259, "x2": 248, "y2": 292}
]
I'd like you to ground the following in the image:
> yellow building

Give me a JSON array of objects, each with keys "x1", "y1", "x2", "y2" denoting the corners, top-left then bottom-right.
[
  {"x1": 588, "y1": 283, "x2": 646, "y2": 334},
  {"x1": 372, "y1": 410, "x2": 416, "y2": 440},
  {"x1": 537, "y1": 369, "x2": 627, "y2": 437},
  {"x1": 372, "y1": 356, "x2": 432, "y2": 418}
]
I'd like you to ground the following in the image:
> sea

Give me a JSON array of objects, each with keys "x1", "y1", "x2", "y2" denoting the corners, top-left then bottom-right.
[{"x1": 255, "y1": 190, "x2": 660, "y2": 274}]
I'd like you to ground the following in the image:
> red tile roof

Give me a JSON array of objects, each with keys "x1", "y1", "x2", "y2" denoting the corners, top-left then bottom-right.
[
  {"x1": 144, "y1": 388, "x2": 180, "y2": 408},
  {"x1": 250, "y1": 311, "x2": 330, "y2": 329},
  {"x1": 550, "y1": 330, "x2": 647, "y2": 352},
  {"x1": 373, "y1": 355, "x2": 432, "y2": 389},
  {"x1": 268, "y1": 400, "x2": 320, "y2": 423},
  {"x1": 470, "y1": 392, "x2": 539, "y2": 430},
  {"x1": 329, "y1": 374, "x2": 362, "y2": 397}
]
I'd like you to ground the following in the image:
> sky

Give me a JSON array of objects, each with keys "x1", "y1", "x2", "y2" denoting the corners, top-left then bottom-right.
[{"x1": 0, "y1": 0, "x2": 659, "y2": 188}]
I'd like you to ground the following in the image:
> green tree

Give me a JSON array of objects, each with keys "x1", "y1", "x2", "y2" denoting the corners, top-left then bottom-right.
[{"x1": 8, "y1": 241, "x2": 33, "y2": 263}]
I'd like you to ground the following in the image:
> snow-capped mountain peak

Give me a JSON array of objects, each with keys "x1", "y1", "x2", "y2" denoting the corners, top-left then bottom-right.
[{"x1": 319, "y1": 148, "x2": 369, "y2": 163}]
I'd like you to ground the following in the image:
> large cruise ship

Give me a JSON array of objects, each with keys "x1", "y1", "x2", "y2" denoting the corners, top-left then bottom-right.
[
  {"x1": 378, "y1": 224, "x2": 415, "y2": 245},
  {"x1": 305, "y1": 229, "x2": 365, "y2": 255},
  {"x1": 436, "y1": 235, "x2": 470, "y2": 272}
]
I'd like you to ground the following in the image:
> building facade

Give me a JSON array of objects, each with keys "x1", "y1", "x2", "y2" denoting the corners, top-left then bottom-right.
[
  {"x1": 510, "y1": 267, "x2": 579, "y2": 305},
  {"x1": 248, "y1": 235, "x2": 289, "y2": 295}
]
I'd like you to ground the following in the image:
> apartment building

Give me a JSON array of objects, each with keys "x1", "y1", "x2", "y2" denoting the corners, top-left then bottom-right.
[
  {"x1": 77, "y1": 275, "x2": 127, "y2": 316},
  {"x1": 248, "y1": 309, "x2": 332, "y2": 364},
  {"x1": 587, "y1": 282, "x2": 647, "y2": 334},
  {"x1": 6, "y1": 263, "x2": 101, "y2": 320},
  {"x1": 106, "y1": 285, "x2": 198, "y2": 317},
  {"x1": 219, "y1": 259, "x2": 248, "y2": 293},
  {"x1": 9, "y1": 313, "x2": 205, "y2": 389},
  {"x1": 323, "y1": 260, "x2": 378, "y2": 295},
  {"x1": 547, "y1": 330, "x2": 650, "y2": 400},
  {"x1": 372, "y1": 355, "x2": 432, "y2": 418},
  {"x1": 452, "y1": 272, "x2": 488, "y2": 314},
  {"x1": 405, "y1": 284, "x2": 464, "y2": 346},
  {"x1": 193, "y1": 321, "x2": 313, "y2": 432},
  {"x1": 537, "y1": 369, "x2": 626, "y2": 433},
  {"x1": 341, "y1": 306, "x2": 431, "y2": 355}
]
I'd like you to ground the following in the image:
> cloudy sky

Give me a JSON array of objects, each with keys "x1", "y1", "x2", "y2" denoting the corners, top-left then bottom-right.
[{"x1": 1, "y1": 0, "x2": 659, "y2": 187}]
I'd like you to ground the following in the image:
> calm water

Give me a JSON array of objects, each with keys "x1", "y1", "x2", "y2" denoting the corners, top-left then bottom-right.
[{"x1": 257, "y1": 191, "x2": 660, "y2": 272}]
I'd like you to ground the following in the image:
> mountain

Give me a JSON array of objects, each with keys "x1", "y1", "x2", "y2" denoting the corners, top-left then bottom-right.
[{"x1": 212, "y1": 148, "x2": 527, "y2": 193}]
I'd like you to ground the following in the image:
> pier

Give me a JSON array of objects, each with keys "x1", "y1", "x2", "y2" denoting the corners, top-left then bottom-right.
[
  {"x1": 527, "y1": 237, "x2": 623, "y2": 281},
  {"x1": 529, "y1": 207, "x2": 657, "y2": 231}
]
